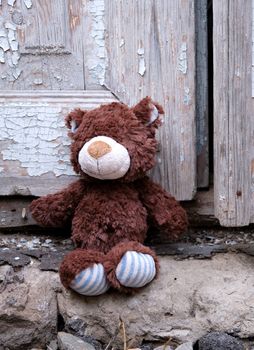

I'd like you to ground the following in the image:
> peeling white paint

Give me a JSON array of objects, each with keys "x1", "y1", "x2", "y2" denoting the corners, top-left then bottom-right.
[
  {"x1": 11, "y1": 51, "x2": 20, "y2": 65},
  {"x1": 183, "y1": 87, "x2": 191, "y2": 105},
  {"x1": 120, "y1": 38, "x2": 125, "y2": 47},
  {"x1": 23, "y1": 0, "x2": 32, "y2": 9},
  {"x1": 0, "y1": 2, "x2": 32, "y2": 81},
  {"x1": 5, "y1": 22, "x2": 16, "y2": 31},
  {"x1": 8, "y1": 0, "x2": 16, "y2": 6},
  {"x1": 12, "y1": 67, "x2": 22, "y2": 79},
  {"x1": 87, "y1": 0, "x2": 107, "y2": 85},
  {"x1": 8, "y1": 29, "x2": 16, "y2": 42},
  {"x1": 138, "y1": 57, "x2": 146, "y2": 76},
  {"x1": 10, "y1": 40, "x2": 18, "y2": 51},
  {"x1": 177, "y1": 42, "x2": 188, "y2": 74},
  {"x1": 137, "y1": 47, "x2": 144, "y2": 55},
  {"x1": 0, "y1": 48, "x2": 5, "y2": 63},
  {"x1": 0, "y1": 37, "x2": 10, "y2": 52},
  {"x1": 0, "y1": 104, "x2": 75, "y2": 177}
]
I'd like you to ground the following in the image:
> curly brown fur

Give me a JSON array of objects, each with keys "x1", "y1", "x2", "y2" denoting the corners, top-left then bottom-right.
[
  {"x1": 59, "y1": 249, "x2": 106, "y2": 288},
  {"x1": 135, "y1": 177, "x2": 188, "y2": 240},
  {"x1": 29, "y1": 180, "x2": 86, "y2": 227},
  {"x1": 70, "y1": 182, "x2": 148, "y2": 253},
  {"x1": 104, "y1": 241, "x2": 159, "y2": 294}
]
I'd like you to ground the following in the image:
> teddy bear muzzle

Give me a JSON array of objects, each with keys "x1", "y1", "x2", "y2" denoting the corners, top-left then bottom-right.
[{"x1": 78, "y1": 135, "x2": 131, "y2": 180}]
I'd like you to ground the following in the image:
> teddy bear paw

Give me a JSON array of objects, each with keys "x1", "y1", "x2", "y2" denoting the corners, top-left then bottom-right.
[
  {"x1": 70, "y1": 263, "x2": 110, "y2": 296},
  {"x1": 116, "y1": 251, "x2": 156, "y2": 288}
]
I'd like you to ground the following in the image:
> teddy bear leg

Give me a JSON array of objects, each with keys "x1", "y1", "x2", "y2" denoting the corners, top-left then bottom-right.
[
  {"x1": 104, "y1": 241, "x2": 159, "y2": 293},
  {"x1": 59, "y1": 249, "x2": 110, "y2": 296}
]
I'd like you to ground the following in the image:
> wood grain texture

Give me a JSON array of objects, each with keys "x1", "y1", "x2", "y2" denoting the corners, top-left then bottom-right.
[
  {"x1": 213, "y1": 0, "x2": 253, "y2": 226},
  {"x1": 195, "y1": 0, "x2": 209, "y2": 188},
  {"x1": 252, "y1": 0, "x2": 254, "y2": 97},
  {"x1": 0, "y1": 90, "x2": 116, "y2": 195},
  {"x1": 104, "y1": 0, "x2": 196, "y2": 200}
]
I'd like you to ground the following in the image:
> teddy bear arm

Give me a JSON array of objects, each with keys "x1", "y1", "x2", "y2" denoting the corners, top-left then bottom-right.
[
  {"x1": 136, "y1": 177, "x2": 188, "y2": 240},
  {"x1": 30, "y1": 180, "x2": 85, "y2": 227}
]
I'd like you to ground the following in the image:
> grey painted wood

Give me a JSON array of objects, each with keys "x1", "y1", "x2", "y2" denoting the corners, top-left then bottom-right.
[
  {"x1": 195, "y1": 0, "x2": 209, "y2": 188},
  {"x1": 0, "y1": 0, "x2": 85, "y2": 89},
  {"x1": 213, "y1": 0, "x2": 253, "y2": 226},
  {"x1": 104, "y1": 0, "x2": 196, "y2": 200},
  {"x1": 0, "y1": 0, "x2": 107, "y2": 90}
]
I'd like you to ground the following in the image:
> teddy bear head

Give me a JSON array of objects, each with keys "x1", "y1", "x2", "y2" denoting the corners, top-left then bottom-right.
[{"x1": 65, "y1": 97, "x2": 164, "y2": 182}]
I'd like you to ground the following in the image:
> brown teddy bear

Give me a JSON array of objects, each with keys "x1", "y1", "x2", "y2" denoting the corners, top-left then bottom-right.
[{"x1": 30, "y1": 97, "x2": 188, "y2": 295}]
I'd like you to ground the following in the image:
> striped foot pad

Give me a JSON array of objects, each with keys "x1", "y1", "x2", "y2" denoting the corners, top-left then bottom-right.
[
  {"x1": 116, "y1": 251, "x2": 156, "y2": 288},
  {"x1": 70, "y1": 263, "x2": 110, "y2": 296}
]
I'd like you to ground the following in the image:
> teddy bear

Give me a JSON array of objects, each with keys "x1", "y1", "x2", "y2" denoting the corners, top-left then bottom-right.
[{"x1": 30, "y1": 97, "x2": 188, "y2": 296}]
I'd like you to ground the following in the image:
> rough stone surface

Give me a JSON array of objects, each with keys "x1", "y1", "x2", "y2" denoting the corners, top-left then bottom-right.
[
  {"x1": 58, "y1": 253, "x2": 254, "y2": 347},
  {"x1": 198, "y1": 332, "x2": 244, "y2": 350},
  {"x1": 0, "y1": 262, "x2": 60, "y2": 349},
  {"x1": 1, "y1": 253, "x2": 254, "y2": 349},
  {"x1": 58, "y1": 332, "x2": 96, "y2": 350}
]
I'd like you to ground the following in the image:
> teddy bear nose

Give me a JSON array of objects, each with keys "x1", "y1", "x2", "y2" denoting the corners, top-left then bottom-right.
[{"x1": 87, "y1": 140, "x2": 112, "y2": 159}]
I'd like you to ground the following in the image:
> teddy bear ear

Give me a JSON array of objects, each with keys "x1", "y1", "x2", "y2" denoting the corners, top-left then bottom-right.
[
  {"x1": 65, "y1": 109, "x2": 86, "y2": 134},
  {"x1": 132, "y1": 97, "x2": 164, "y2": 127}
]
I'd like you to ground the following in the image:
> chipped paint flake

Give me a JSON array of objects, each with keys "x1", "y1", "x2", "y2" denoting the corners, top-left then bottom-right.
[
  {"x1": 138, "y1": 57, "x2": 146, "y2": 76},
  {"x1": 0, "y1": 30, "x2": 6, "y2": 37},
  {"x1": 120, "y1": 38, "x2": 125, "y2": 47},
  {"x1": 183, "y1": 87, "x2": 191, "y2": 105},
  {"x1": 5, "y1": 22, "x2": 16, "y2": 31},
  {"x1": 10, "y1": 40, "x2": 18, "y2": 51},
  {"x1": 8, "y1": 29, "x2": 16, "y2": 42},
  {"x1": 0, "y1": 37, "x2": 10, "y2": 52},
  {"x1": 177, "y1": 42, "x2": 188, "y2": 74},
  {"x1": 23, "y1": 0, "x2": 32, "y2": 9},
  {"x1": 137, "y1": 47, "x2": 144, "y2": 55},
  {"x1": 11, "y1": 51, "x2": 20, "y2": 65},
  {"x1": 0, "y1": 48, "x2": 5, "y2": 63},
  {"x1": 12, "y1": 67, "x2": 22, "y2": 79},
  {"x1": 8, "y1": 0, "x2": 16, "y2": 6}
]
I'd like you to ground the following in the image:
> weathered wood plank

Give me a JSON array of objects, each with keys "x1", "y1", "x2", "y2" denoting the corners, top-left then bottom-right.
[
  {"x1": 104, "y1": 0, "x2": 196, "y2": 200},
  {"x1": 0, "y1": 90, "x2": 116, "y2": 195},
  {"x1": 213, "y1": 0, "x2": 252, "y2": 226},
  {"x1": 251, "y1": 0, "x2": 254, "y2": 223},
  {"x1": 195, "y1": 0, "x2": 209, "y2": 188}
]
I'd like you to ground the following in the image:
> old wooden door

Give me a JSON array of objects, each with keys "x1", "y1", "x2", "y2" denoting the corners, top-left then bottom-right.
[
  {"x1": 0, "y1": 0, "x2": 196, "y2": 205},
  {"x1": 0, "y1": 0, "x2": 115, "y2": 196},
  {"x1": 213, "y1": 0, "x2": 254, "y2": 226}
]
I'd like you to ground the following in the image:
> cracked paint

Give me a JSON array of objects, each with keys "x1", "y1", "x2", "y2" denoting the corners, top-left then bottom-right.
[
  {"x1": 177, "y1": 42, "x2": 188, "y2": 74},
  {"x1": 87, "y1": 0, "x2": 107, "y2": 85},
  {"x1": 0, "y1": 104, "x2": 75, "y2": 177}
]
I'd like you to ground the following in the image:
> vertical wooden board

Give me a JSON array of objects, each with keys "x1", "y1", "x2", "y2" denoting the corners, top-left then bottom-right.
[
  {"x1": 105, "y1": 0, "x2": 196, "y2": 200},
  {"x1": 213, "y1": 0, "x2": 252, "y2": 226},
  {"x1": 195, "y1": 0, "x2": 209, "y2": 188},
  {"x1": 0, "y1": 0, "x2": 85, "y2": 89},
  {"x1": 252, "y1": 0, "x2": 254, "y2": 224}
]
